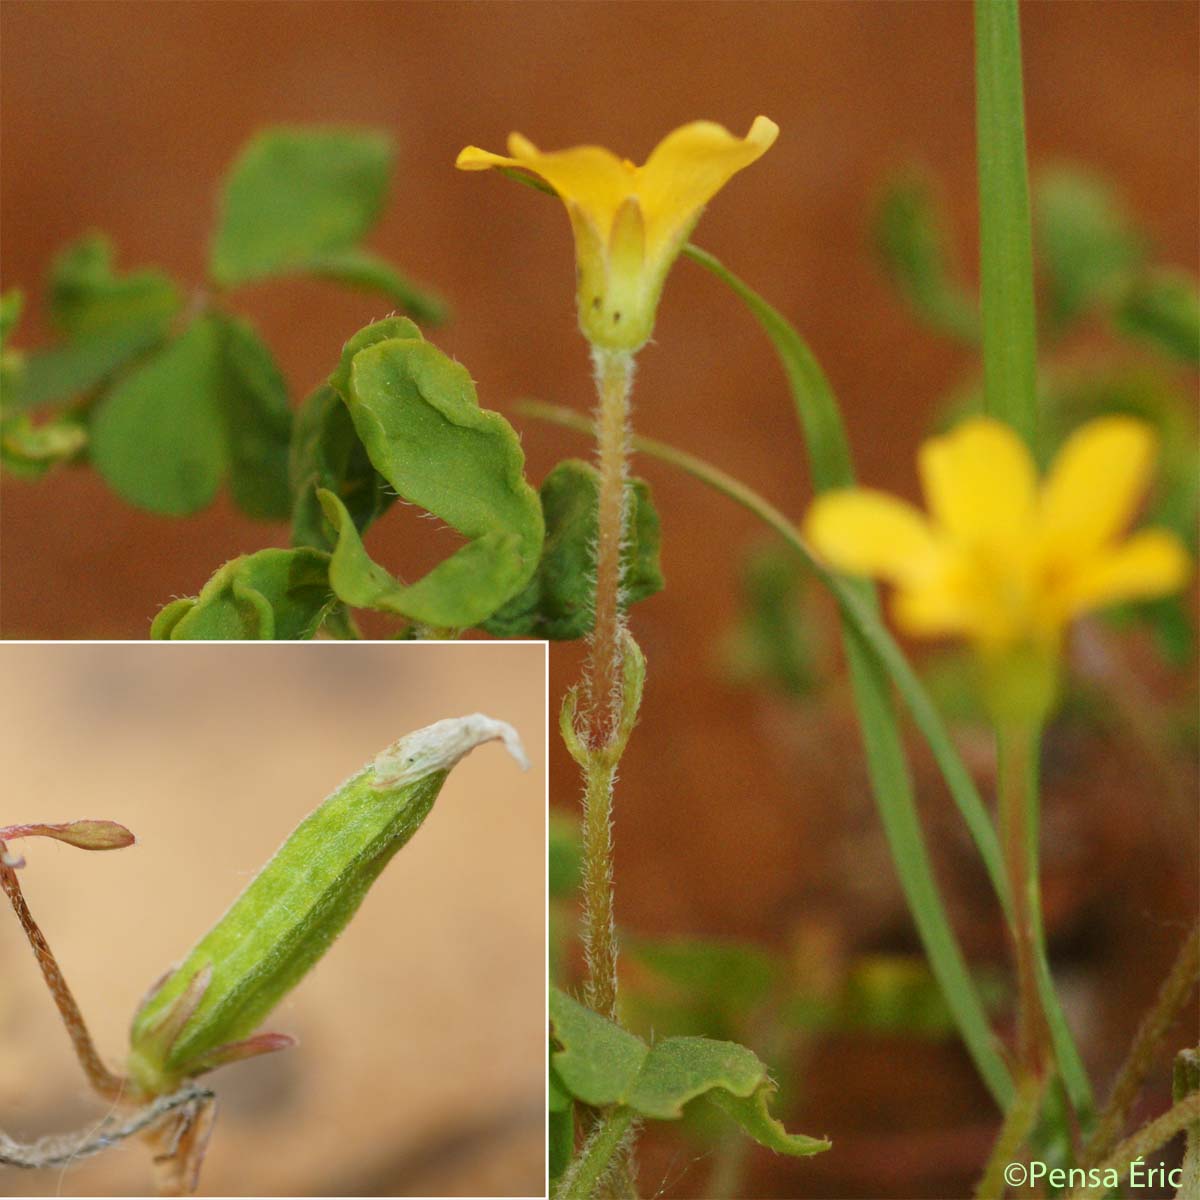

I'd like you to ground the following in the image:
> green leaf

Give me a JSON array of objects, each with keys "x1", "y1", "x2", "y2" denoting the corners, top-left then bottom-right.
[
  {"x1": 550, "y1": 988, "x2": 828, "y2": 1156},
  {"x1": 1116, "y1": 268, "x2": 1200, "y2": 365},
  {"x1": 481, "y1": 459, "x2": 663, "y2": 638},
  {"x1": 289, "y1": 384, "x2": 394, "y2": 552},
  {"x1": 13, "y1": 324, "x2": 170, "y2": 412},
  {"x1": 216, "y1": 314, "x2": 293, "y2": 520},
  {"x1": 550, "y1": 988, "x2": 648, "y2": 1105},
  {"x1": 1, "y1": 411, "x2": 87, "y2": 479},
  {"x1": 975, "y1": 0, "x2": 1039, "y2": 445},
  {"x1": 1036, "y1": 167, "x2": 1145, "y2": 330},
  {"x1": 873, "y1": 168, "x2": 979, "y2": 342},
  {"x1": 6, "y1": 235, "x2": 181, "y2": 412},
  {"x1": 306, "y1": 248, "x2": 448, "y2": 325},
  {"x1": 705, "y1": 1087, "x2": 828, "y2": 1157},
  {"x1": 89, "y1": 314, "x2": 291, "y2": 518},
  {"x1": 321, "y1": 322, "x2": 544, "y2": 627},
  {"x1": 49, "y1": 233, "x2": 180, "y2": 338},
  {"x1": 151, "y1": 548, "x2": 335, "y2": 640},
  {"x1": 90, "y1": 317, "x2": 227, "y2": 515},
  {"x1": 210, "y1": 127, "x2": 391, "y2": 287}
]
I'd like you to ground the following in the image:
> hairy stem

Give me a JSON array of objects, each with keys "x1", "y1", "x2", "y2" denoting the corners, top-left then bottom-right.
[
  {"x1": 998, "y1": 723, "x2": 1049, "y2": 1078},
  {"x1": 1083, "y1": 919, "x2": 1200, "y2": 1166},
  {"x1": 577, "y1": 348, "x2": 635, "y2": 1023},
  {"x1": 1067, "y1": 1094, "x2": 1200, "y2": 1200},
  {"x1": 554, "y1": 1106, "x2": 636, "y2": 1200},
  {"x1": 587, "y1": 348, "x2": 635, "y2": 745},
  {"x1": 0, "y1": 846, "x2": 127, "y2": 1101}
]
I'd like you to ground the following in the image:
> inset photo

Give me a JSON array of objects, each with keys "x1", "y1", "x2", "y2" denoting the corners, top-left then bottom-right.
[{"x1": 0, "y1": 641, "x2": 546, "y2": 1197}]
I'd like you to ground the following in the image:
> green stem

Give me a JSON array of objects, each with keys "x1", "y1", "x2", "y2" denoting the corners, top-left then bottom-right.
[
  {"x1": 975, "y1": 1072, "x2": 1048, "y2": 1199},
  {"x1": 554, "y1": 1106, "x2": 636, "y2": 1200},
  {"x1": 997, "y1": 723, "x2": 1050, "y2": 1077},
  {"x1": 975, "y1": 0, "x2": 1038, "y2": 445},
  {"x1": 574, "y1": 348, "x2": 636, "y2": 1025}
]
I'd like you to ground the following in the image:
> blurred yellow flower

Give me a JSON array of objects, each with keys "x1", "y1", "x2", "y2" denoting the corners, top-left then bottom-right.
[
  {"x1": 456, "y1": 117, "x2": 778, "y2": 351},
  {"x1": 804, "y1": 416, "x2": 1189, "y2": 711}
]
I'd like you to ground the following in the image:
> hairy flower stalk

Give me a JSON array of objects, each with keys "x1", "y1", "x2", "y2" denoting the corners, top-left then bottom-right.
[{"x1": 459, "y1": 117, "x2": 777, "y2": 1195}]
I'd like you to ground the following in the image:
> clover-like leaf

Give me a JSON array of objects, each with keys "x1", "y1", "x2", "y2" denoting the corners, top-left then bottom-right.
[
  {"x1": 211, "y1": 128, "x2": 391, "y2": 286},
  {"x1": 320, "y1": 321, "x2": 544, "y2": 628},
  {"x1": 7, "y1": 235, "x2": 181, "y2": 413},
  {"x1": 289, "y1": 384, "x2": 395, "y2": 552},
  {"x1": 89, "y1": 313, "x2": 291, "y2": 517},
  {"x1": 481, "y1": 459, "x2": 663, "y2": 639},
  {"x1": 549, "y1": 988, "x2": 828, "y2": 1158},
  {"x1": 208, "y1": 127, "x2": 445, "y2": 323},
  {"x1": 49, "y1": 233, "x2": 180, "y2": 338},
  {"x1": 151, "y1": 548, "x2": 335, "y2": 640}
]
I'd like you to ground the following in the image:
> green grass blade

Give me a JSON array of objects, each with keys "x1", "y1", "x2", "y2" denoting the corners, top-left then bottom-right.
[
  {"x1": 975, "y1": 0, "x2": 1039, "y2": 444},
  {"x1": 682, "y1": 245, "x2": 853, "y2": 492}
]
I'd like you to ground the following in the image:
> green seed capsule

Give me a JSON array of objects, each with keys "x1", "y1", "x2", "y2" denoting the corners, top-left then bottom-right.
[{"x1": 127, "y1": 715, "x2": 526, "y2": 1097}]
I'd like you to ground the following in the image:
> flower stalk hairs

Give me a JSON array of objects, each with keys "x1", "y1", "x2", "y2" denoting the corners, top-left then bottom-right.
[{"x1": 457, "y1": 118, "x2": 778, "y2": 1037}]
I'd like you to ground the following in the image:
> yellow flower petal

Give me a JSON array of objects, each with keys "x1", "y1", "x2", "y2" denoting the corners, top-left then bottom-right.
[
  {"x1": 918, "y1": 417, "x2": 1038, "y2": 545},
  {"x1": 456, "y1": 118, "x2": 777, "y2": 350},
  {"x1": 1060, "y1": 528, "x2": 1192, "y2": 618},
  {"x1": 1038, "y1": 416, "x2": 1157, "y2": 557},
  {"x1": 636, "y1": 117, "x2": 779, "y2": 268},
  {"x1": 803, "y1": 488, "x2": 941, "y2": 584}
]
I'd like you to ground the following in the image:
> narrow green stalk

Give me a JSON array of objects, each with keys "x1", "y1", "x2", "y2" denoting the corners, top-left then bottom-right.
[
  {"x1": 1083, "y1": 920, "x2": 1200, "y2": 1167},
  {"x1": 997, "y1": 723, "x2": 1050, "y2": 1077},
  {"x1": 975, "y1": 1072, "x2": 1047, "y2": 1199},
  {"x1": 554, "y1": 1106, "x2": 637, "y2": 1200},
  {"x1": 975, "y1": 0, "x2": 1038, "y2": 445}
]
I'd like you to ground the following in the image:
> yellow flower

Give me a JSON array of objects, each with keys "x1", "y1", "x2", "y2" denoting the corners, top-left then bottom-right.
[
  {"x1": 804, "y1": 416, "x2": 1190, "y2": 717},
  {"x1": 456, "y1": 117, "x2": 778, "y2": 351}
]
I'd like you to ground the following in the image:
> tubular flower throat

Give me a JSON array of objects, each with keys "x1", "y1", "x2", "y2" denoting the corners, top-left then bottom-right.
[
  {"x1": 803, "y1": 416, "x2": 1190, "y2": 708},
  {"x1": 456, "y1": 117, "x2": 778, "y2": 351}
]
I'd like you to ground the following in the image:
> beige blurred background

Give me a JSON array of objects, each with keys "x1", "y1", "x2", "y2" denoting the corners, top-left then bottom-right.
[{"x1": 0, "y1": 642, "x2": 546, "y2": 1196}]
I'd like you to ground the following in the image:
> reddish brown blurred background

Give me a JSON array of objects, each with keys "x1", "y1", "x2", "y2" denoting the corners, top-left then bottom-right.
[
  {"x1": 0, "y1": 642, "x2": 545, "y2": 1196},
  {"x1": 2, "y1": 3, "x2": 1198, "y2": 1198}
]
